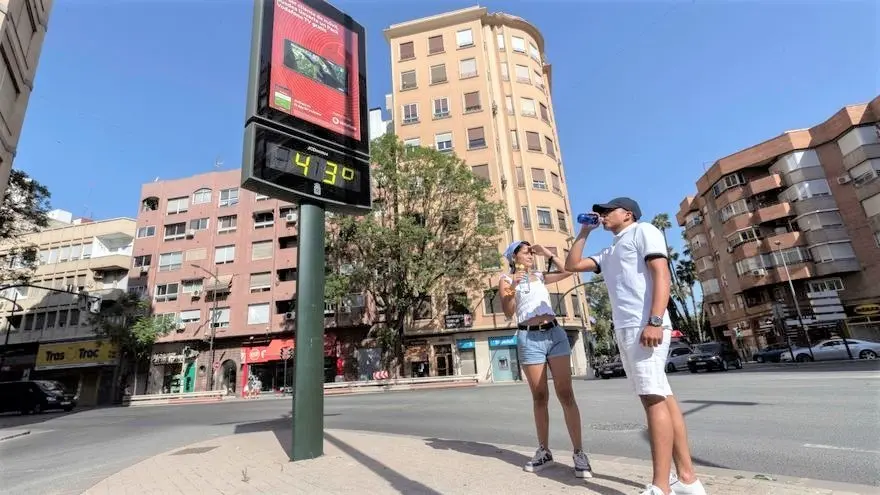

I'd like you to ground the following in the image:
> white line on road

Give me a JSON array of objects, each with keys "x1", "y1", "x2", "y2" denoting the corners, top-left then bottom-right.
[{"x1": 803, "y1": 443, "x2": 880, "y2": 455}]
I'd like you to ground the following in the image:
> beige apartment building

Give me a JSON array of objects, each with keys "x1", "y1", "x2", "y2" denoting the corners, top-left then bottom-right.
[
  {"x1": 384, "y1": 7, "x2": 589, "y2": 380},
  {"x1": 0, "y1": 0, "x2": 52, "y2": 198},
  {"x1": 0, "y1": 210, "x2": 136, "y2": 405},
  {"x1": 676, "y1": 96, "x2": 880, "y2": 355}
]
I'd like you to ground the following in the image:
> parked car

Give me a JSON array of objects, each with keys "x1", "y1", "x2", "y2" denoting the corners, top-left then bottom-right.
[
  {"x1": 687, "y1": 342, "x2": 743, "y2": 373},
  {"x1": 752, "y1": 343, "x2": 790, "y2": 363},
  {"x1": 779, "y1": 338, "x2": 880, "y2": 362},
  {"x1": 666, "y1": 346, "x2": 694, "y2": 372},
  {"x1": 598, "y1": 355, "x2": 626, "y2": 379},
  {"x1": 0, "y1": 380, "x2": 78, "y2": 415}
]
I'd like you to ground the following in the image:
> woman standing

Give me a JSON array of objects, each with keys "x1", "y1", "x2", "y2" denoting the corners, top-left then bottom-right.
[{"x1": 499, "y1": 240, "x2": 592, "y2": 478}]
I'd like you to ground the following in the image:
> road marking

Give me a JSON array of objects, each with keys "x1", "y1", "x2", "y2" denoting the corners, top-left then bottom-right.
[{"x1": 803, "y1": 443, "x2": 880, "y2": 455}]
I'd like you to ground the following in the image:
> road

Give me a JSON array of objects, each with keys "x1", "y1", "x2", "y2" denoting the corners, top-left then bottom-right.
[{"x1": 1, "y1": 361, "x2": 878, "y2": 495}]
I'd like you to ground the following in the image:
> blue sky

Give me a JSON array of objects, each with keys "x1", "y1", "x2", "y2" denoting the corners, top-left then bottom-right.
[{"x1": 14, "y1": 0, "x2": 879, "y2": 256}]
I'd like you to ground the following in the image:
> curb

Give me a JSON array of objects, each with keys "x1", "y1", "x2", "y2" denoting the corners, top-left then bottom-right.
[{"x1": 0, "y1": 430, "x2": 31, "y2": 442}]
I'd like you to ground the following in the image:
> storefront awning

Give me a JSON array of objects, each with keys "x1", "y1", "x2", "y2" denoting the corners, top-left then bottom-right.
[{"x1": 205, "y1": 275, "x2": 233, "y2": 293}]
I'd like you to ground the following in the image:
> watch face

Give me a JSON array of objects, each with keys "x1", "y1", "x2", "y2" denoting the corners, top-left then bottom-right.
[{"x1": 650, "y1": 316, "x2": 663, "y2": 326}]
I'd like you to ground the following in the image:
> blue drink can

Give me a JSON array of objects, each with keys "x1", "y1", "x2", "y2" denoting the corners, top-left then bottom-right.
[{"x1": 577, "y1": 213, "x2": 599, "y2": 226}]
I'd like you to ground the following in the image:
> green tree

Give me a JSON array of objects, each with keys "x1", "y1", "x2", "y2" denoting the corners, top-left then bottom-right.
[
  {"x1": 91, "y1": 293, "x2": 177, "y2": 396},
  {"x1": 585, "y1": 275, "x2": 616, "y2": 356},
  {"x1": 325, "y1": 134, "x2": 509, "y2": 376},
  {"x1": 0, "y1": 170, "x2": 51, "y2": 283}
]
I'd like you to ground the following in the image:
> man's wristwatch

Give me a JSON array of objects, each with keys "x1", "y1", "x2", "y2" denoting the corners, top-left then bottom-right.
[{"x1": 648, "y1": 315, "x2": 663, "y2": 327}]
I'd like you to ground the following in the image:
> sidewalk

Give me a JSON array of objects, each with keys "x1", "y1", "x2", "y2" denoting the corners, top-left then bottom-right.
[{"x1": 82, "y1": 429, "x2": 875, "y2": 495}]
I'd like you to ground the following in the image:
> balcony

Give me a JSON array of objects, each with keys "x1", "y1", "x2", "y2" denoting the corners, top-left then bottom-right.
[
  {"x1": 754, "y1": 202, "x2": 793, "y2": 224},
  {"x1": 739, "y1": 263, "x2": 813, "y2": 291},
  {"x1": 764, "y1": 231, "x2": 803, "y2": 251},
  {"x1": 747, "y1": 174, "x2": 784, "y2": 196},
  {"x1": 855, "y1": 175, "x2": 880, "y2": 202},
  {"x1": 842, "y1": 143, "x2": 880, "y2": 171},
  {"x1": 325, "y1": 307, "x2": 369, "y2": 329},
  {"x1": 691, "y1": 243, "x2": 712, "y2": 260},
  {"x1": 814, "y1": 258, "x2": 861, "y2": 277},
  {"x1": 722, "y1": 213, "x2": 755, "y2": 238},
  {"x1": 715, "y1": 186, "x2": 747, "y2": 208},
  {"x1": 792, "y1": 196, "x2": 838, "y2": 217},
  {"x1": 803, "y1": 227, "x2": 851, "y2": 246},
  {"x1": 88, "y1": 254, "x2": 131, "y2": 271}
]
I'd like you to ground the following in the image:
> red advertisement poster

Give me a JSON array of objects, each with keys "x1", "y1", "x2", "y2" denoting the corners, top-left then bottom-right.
[{"x1": 270, "y1": 0, "x2": 361, "y2": 141}]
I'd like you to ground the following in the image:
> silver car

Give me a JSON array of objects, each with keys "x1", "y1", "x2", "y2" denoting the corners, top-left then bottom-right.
[
  {"x1": 666, "y1": 345, "x2": 694, "y2": 372},
  {"x1": 779, "y1": 338, "x2": 880, "y2": 362}
]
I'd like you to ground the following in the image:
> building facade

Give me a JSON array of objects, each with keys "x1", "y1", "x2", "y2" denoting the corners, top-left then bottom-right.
[
  {"x1": 676, "y1": 96, "x2": 880, "y2": 355},
  {"x1": 0, "y1": 0, "x2": 52, "y2": 198},
  {"x1": 384, "y1": 7, "x2": 589, "y2": 380},
  {"x1": 0, "y1": 210, "x2": 135, "y2": 406}
]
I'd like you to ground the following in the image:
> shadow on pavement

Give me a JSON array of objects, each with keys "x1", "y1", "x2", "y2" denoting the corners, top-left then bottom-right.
[
  {"x1": 0, "y1": 408, "x2": 88, "y2": 430},
  {"x1": 425, "y1": 437, "x2": 630, "y2": 492}
]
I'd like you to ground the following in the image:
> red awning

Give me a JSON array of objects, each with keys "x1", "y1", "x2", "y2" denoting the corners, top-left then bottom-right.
[
  {"x1": 241, "y1": 339, "x2": 294, "y2": 364},
  {"x1": 671, "y1": 329, "x2": 684, "y2": 338}
]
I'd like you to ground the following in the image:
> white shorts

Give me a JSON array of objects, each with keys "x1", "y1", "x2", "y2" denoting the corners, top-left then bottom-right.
[{"x1": 614, "y1": 326, "x2": 673, "y2": 397}]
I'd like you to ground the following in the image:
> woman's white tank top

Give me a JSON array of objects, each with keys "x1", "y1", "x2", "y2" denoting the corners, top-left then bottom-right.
[{"x1": 501, "y1": 271, "x2": 555, "y2": 324}]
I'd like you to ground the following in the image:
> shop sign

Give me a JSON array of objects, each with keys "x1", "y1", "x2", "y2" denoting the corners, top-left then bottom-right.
[
  {"x1": 456, "y1": 338, "x2": 475, "y2": 350},
  {"x1": 852, "y1": 303, "x2": 880, "y2": 316},
  {"x1": 444, "y1": 314, "x2": 473, "y2": 329},
  {"x1": 151, "y1": 353, "x2": 185, "y2": 365},
  {"x1": 488, "y1": 335, "x2": 517, "y2": 348},
  {"x1": 35, "y1": 339, "x2": 118, "y2": 370}
]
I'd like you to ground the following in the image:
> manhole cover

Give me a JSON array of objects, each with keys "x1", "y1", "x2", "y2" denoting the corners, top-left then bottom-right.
[
  {"x1": 171, "y1": 446, "x2": 218, "y2": 456},
  {"x1": 590, "y1": 422, "x2": 646, "y2": 432}
]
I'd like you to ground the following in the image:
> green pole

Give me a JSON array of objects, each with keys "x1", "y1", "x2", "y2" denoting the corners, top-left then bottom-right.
[{"x1": 291, "y1": 200, "x2": 326, "y2": 461}]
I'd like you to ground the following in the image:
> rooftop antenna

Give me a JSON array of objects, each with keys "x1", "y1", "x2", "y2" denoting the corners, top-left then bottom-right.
[
  {"x1": 214, "y1": 157, "x2": 223, "y2": 170},
  {"x1": 153, "y1": 177, "x2": 160, "y2": 182}
]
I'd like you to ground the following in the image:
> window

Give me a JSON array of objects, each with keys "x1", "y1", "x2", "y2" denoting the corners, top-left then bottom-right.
[
  {"x1": 510, "y1": 129, "x2": 519, "y2": 150},
  {"x1": 158, "y1": 251, "x2": 182, "y2": 271},
  {"x1": 250, "y1": 272, "x2": 272, "y2": 292},
  {"x1": 402, "y1": 103, "x2": 418, "y2": 124},
  {"x1": 463, "y1": 91, "x2": 481, "y2": 112},
  {"x1": 550, "y1": 293, "x2": 567, "y2": 316},
  {"x1": 456, "y1": 28, "x2": 473, "y2": 48},
  {"x1": 189, "y1": 217, "x2": 209, "y2": 231},
  {"x1": 219, "y1": 188, "x2": 239, "y2": 207},
  {"x1": 550, "y1": 172, "x2": 561, "y2": 193},
  {"x1": 849, "y1": 158, "x2": 880, "y2": 185},
  {"x1": 414, "y1": 295, "x2": 432, "y2": 320},
  {"x1": 696, "y1": 257, "x2": 713, "y2": 273},
  {"x1": 428, "y1": 35, "x2": 444, "y2": 54},
  {"x1": 483, "y1": 289, "x2": 503, "y2": 314},
  {"x1": 447, "y1": 293, "x2": 470, "y2": 315},
  {"x1": 521, "y1": 206, "x2": 531, "y2": 229},
  {"x1": 531, "y1": 168, "x2": 547, "y2": 190},
  {"x1": 133, "y1": 255, "x2": 151, "y2": 268},
  {"x1": 500, "y1": 62, "x2": 509, "y2": 81},
  {"x1": 539, "y1": 103, "x2": 550, "y2": 122},
  {"x1": 214, "y1": 245, "x2": 235, "y2": 264},
  {"x1": 433, "y1": 97, "x2": 449, "y2": 118},
  {"x1": 809, "y1": 242, "x2": 857, "y2": 263},
  {"x1": 808, "y1": 278, "x2": 845, "y2": 293},
  {"x1": 471, "y1": 164, "x2": 490, "y2": 182},
  {"x1": 253, "y1": 211, "x2": 274, "y2": 229},
  {"x1": 252, "y1": 240, "x2": 273, "y2": 260},
  {"x1": 734, "y1": 257, "x2": 765, "y2": 276},
  {"x1": 711, "y1": 172, "x2": 745, "y2": 197},
  {"x1": 166, "y1": 196, "x2": 188, "y2": 214},
  {"x1": 529, "y1": 42, "x2": 540, "y2": 61},
  {"x1": 545, "y1": 136, "x2": 556, "y2": 158},
  {"x1": 399, "y1": 41, "x2": 414, "y2": 60},
  {"x1": 430, "y1": 64, "x2": 447, "y2": 84},
  {"x1": 136, "y1": 226, "x2": 155, "y2": 238},
  {"x1": 435, "y1": 132, "x2": 453, "y2": 152},
  {"x1": 781, "y1": 179, "x2": 831, "y2": 203},
  {"x1": 164, "y1": 222, "x2": 187, "y2": 241},
  {"x1": 181, "y1": 279, "x2": 203, "y2": 293},
  {"x1": 155, "y1": 283, "x2": 179, "y2": 302},
  {"x1": 520, "y1": 98, "x2": 537, "y2": 117},
  {"x1": 218, "y1": 215, "x2": 237, "y2": 232},
  {"x1": 400, "y1": 70, "x2": 417, "y2": 90},
  {"x1": 496, "y1": 33, "x2": 505, "y2": 50},
  {"x1": 210, "y1": 307, "x2": 231, "y2": 328},
  {"x1": 770, "y1": 247, "x2": 810, "y2": 266},
  {"x1": 247, "y1": 303, "x2": 271, "y2": 325},
  {"x1": 404, "y1": 137, "x2": 420, "y2": 149},
  {"x1": 459, "y1": 58, "x2": 477, "y2": 78},
  {"x1": 179, "y1": 310, "x2": 200, "y2": 324},
  {"x1": 467, "y1": 127, "x2": 486, "y2": 149},
  {"x1": 525, "y1": 131, "x2": 541, "y2": 151},
  {"x1": 192, "y1": 188, "x2": 212, "y2": 204},
  {"x1": 505, "y1": 95, "x2": 514, "y2": 114},
  {"x1": 515, "y1": 64, "x2": 530, "y2": 83},
  {"x1": 703, "y1": 279, "x2": 720, "y2": 295},
  {"x1": 536, "y1": 207, "x2": 553, "y2": 228},
  {"x1": 838, "y1": 125, "x2": 880, "y2": 156},
  {"x1": 720, "y1": 199, "x2": 751, "y2": 222},
  {"x1": 861, "y1": 192, "x2": 880, "y2": 217},
  {"x1": 727, "y1": 227, "x2": 762, "y2": 249},
  {"x1": 511, "y1": 36, "x2": 525, "y2": 52},
  {"x1": 796, "y1": 210, "x2": 844, "y2": 231},
  {"x1": 533, "y1": 70, "x2": 544, "y2": 89},
  {"x1": 515, "y1": 167, "x2": 525, "y2": 187},
  {"x1": 771, "y1": 150, "x2": 821, "y2": 173},
  {"x1": 557, "y1": 210, "x2": 568, "y2": 233}
]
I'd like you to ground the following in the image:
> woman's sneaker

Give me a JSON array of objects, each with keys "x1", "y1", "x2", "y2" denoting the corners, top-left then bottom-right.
[
  {"x1": 573, "y1": 450, "x2": 593, "y2": 478},
  {"x1": 524, "y1": 446, "x2": 553, "y2": 472},
  {"x1": 670, "y1": 472, "x2": 706, "y2": 495}
]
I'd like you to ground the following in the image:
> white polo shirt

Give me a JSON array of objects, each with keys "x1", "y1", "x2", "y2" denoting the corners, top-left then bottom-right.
[{"x1": 589, "y1": 222, "x2": 672, "y2": 329}]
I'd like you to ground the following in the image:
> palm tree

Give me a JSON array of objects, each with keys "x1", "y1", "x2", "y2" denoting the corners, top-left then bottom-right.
[{"x1": 651, "y1": 213, "x2": 679, "y2": 287}]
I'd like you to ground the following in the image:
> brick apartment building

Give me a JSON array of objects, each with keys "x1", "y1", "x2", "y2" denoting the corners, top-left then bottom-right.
[
  {"x1": 384, "y1": 6, "x2": 589, "y2": 381},
  {"x1": 676, "y1": 96, "x2": 880, "y2": 354}
]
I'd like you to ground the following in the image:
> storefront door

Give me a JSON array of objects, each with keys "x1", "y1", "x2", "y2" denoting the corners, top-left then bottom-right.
[
  {"x1": 183, "y1": 362, "x2": 196, "y2": 393},
  {"x1": 434, "y1": 344, "x2": 453, "y2": 376}
]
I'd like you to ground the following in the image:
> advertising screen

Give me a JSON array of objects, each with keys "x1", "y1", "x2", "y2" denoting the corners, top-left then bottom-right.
[{"x1": 269, "y1": 0, "x2": 361, "y2": 141}]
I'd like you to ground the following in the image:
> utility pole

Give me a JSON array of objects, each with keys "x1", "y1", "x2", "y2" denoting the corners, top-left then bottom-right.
[
  {"x1": 774, "y1": 241, "x2": 814, "y2": 360},
  {"x1": 190, "y1": 264, "x2": 221, "y2": 391}
]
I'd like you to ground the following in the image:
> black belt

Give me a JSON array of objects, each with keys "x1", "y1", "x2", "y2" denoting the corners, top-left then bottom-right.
[{"x1": 518, "y1": 319, "x2": 558, "y2": 331}]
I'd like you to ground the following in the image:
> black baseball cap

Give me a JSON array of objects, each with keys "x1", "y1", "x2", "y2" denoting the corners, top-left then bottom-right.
[{"x1": 592, "y1": 197, "x2": 642, "y2": 220}]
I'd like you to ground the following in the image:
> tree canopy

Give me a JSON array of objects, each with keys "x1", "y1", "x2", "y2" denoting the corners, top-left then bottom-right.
[{"x1": 0, "y1": 170, "x2": 51, "y2": 283}]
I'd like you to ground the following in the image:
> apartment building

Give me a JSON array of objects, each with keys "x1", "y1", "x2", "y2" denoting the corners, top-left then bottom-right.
[
  {"x1": 384, "y1": 7, "x2": 589, "y2": 381},
  {"x1": 677, "y1": 96, "x2": 880, "y2": 354},
  {"x1": 0, "y1": 209, "x2": 135, "y2": 406},
  {"x1": 0, "y1": 0, "x2": 52, "y2": 198}
]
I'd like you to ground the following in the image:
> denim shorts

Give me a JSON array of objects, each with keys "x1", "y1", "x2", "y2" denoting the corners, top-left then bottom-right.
[{"x1": 517, "y1": 324, "x2": 571, "y2": 365}]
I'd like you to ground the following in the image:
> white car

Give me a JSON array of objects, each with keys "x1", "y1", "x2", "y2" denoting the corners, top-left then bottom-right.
[{"x1": 779, "y1": 338, "x2": 880, "y2": 362}]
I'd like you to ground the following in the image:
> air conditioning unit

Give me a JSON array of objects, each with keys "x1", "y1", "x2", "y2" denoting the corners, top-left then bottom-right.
[
  {"x1": 186, "y1": 229, "x2": 196, "y2": 238},
  {"x1": 92, "y1": 272, "x2": 103, "y2": 280},
  {"x1": 177, "y1": 322, "x2": 186, "y2": 330},
  {"x1": 284, "y1": 311, "x2": 295, "y2": 320},
  {"x1": 836, "y1": 175, "x2": 851, "y2": 185},
  {"x1": 285, "y1": 213, "x2": 298, "y2": 223},
  {"x1": 751, "y1": 268, "x2": 767, "y2": 277},
  {"x1": 191, "y1": 290, "x2": 201, "y2": 297},
  {"x1": 139, "y1": 266, "x2": 149, "y2": 273},
  {"x1": 726, "y1": 246, "x2": 734, "y2": 253}
]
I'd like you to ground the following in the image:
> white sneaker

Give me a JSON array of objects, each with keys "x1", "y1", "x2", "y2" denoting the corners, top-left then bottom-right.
[
  {"x1": 523, "y1": 446, "x2": 553, "y2": 473},
  {"x1": 641, "y1": 485, "x2": 676, "y2": 495},
  {"x1": 670, "y1": 472, "x2": 707, "y2": 495}
]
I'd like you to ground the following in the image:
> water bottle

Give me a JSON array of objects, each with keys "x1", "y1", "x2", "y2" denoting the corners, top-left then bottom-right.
[
  {"x1": 577, "y1": 213, "x2": 599, "y2": 226},
  {"x1": 515, "y1": 263, "x2": 530, "y2": 294}
]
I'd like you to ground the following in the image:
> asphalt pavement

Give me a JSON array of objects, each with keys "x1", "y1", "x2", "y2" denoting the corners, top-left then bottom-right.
[{"x1": 1, "y1": 361, "x2": 878, "y2": 495}]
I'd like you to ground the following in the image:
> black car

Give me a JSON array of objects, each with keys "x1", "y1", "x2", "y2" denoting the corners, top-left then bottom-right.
[
  {"x1": 687, "y1": 342, "x2": 743, "y2": 373},
  {"x1": 0, "y1": 380, "x2": 78, "y2": 414},
  {"x1": 598, "y1": 355, "x2": 626, "y2": 379},
  {"x1": 752, "y1": 343, "x2": 789, "y2": 363}
]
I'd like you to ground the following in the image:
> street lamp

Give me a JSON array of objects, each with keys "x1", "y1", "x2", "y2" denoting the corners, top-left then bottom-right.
[
  {"x1": 773, "y1": 241, "x2": 814, "y2": 360},
  {"x1": 190, "y1": 263, "x2": 222, "y2": 390}
]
